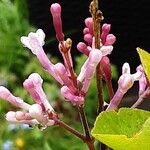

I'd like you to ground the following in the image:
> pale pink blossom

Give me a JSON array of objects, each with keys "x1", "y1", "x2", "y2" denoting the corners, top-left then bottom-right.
[
  {"x1": 23, "y1": 73, "x2": 54, "y2": 111},
  {"x1": 107, "y1": 63, "x2": 142, "y2": 111},
  {"x1": 0, "y1": 86, "x2": 30, "y2": 110},
  {"x1": 6, "y1": 111, "x2": 39, "y2": 125},
  {"x1": 54, "y1": 63, "x2": 77, "y2": 94},
  {"x1": 1, "y1": 74, "x2": 56, "y2": 127},
  {"x1": 21, "y1": 29, "x2": 63, "y2": 85}
]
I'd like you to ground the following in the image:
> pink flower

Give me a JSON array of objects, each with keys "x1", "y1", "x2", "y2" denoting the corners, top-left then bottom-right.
[
  {"x1": 21, "y1": 29, "x2": 63, "y2": 85},
  {"x1": 107, "y1": 63, "x2": 142, "y2": 111},
  {"x1": 77, "y1": 49, "x2": 102, "y2": 94},
  {"x1": 0, "y1": 86, "x2": 30, "y2": 110},
  {"x1": 23, "y1": 73, "x2": 54, "y2": 111},
  {"x1": 61, "y1": 86, "x2": 84, "y2": 105},
  {"x1": 54, "y1": 63, "x2": 77, "y2": 94}
]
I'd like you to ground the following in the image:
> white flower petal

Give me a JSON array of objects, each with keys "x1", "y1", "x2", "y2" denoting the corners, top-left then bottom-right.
[
  {"x1": 36, "y1": 29, "x2": 45, "y2": 46},
  {"x1": 122, "y1": 62, "x2": 130, "y2": 74},
  {"x1": 20, "y1": 36, "x2": 31, "y2": 49}
]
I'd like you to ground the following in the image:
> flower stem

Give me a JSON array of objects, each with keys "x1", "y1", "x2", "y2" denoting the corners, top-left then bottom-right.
[
  {"x1": 96, "y1": 69, "x2": 104, "y2": 113},
  {"x1": 106, "y1": 79, "x2": 114, "y2": 100},
  {"x1": 57, "y1": 120, "x2": 86, "y2": 142},
  {"x1": 90, "y1": 0, "x2": 104, "y2": 113},
  {"x1": 78, "y1": 105, "x2": 95, "y2": 150}
]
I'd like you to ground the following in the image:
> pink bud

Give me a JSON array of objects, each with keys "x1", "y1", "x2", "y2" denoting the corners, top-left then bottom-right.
[
  {"x1": 54, "y1": 63, "x2": 77, "y2": 93},
  {"x1": 78, "y1": 49, "x2": 102, "y2": 82},
  {"x1": 23, "y1": 73, "x2": 43, "y2": 89},
  {"x1": 29, "y1": 104, "x2": 45, "y2": 123},
  {"x1": 77, "y1": 42, "x2": 90, "y2": 56},
  {"x1": 83, "y1": 28, "x2": 89, "y2": 34},
  {"x1": 84, "y1": 34, "x2": 92, "y2": 45},
  {"x1": 85, "y1": 17, "x2": 93, "y2": 35},
  {"x1": 23, "y1": 73, "x2": 54, "y2": 111},
  {"x1": 50, "y1": 3, "x2": 64, "y2": 42},
  {"x1": 101, "y1": 24, "x2": 111, "y2": 45},
  {"x1": 118, "y1": 74, "x2": 134, "y2": 93},
  {"x1": 6, "y1": 111, "x2": 39, "y2": 125},
  {"x1": 6, "y1": 111, "x2": 16, "y2": 122},
  {"x1": 102, "y1": 23, "x2": 111, "y2": 33},
  {"x1": 0, "y1": 86, "x2": 30, "y2": 110},
  {"x1": 15, "y1": 111, "x2": 32, "y2": 121},
  {"x1": 118, "y1": 63, "x2": 142, "y2": 93},
  {"x1": 61, "y1": 86, "x2": 84, "y2": 105},
  {"x1": 105, "y1": 34, "x2": 116, "y2": 45}
]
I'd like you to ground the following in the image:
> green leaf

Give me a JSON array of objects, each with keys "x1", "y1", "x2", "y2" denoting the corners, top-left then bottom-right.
[
  {"x1": 92, "y1": 108, "x2": 150, "y2": 150},
  {"x1": 137, "y1": 48, "x2": 150, "y2": 81}
]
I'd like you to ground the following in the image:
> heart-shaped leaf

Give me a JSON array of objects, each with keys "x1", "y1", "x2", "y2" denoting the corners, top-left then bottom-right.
[
  {"x1": 92, "y1": 108, "x2": 150, "y2": 150},
  {"x1": 137, "y1": 48, "x2": 150, "y2": 81}
]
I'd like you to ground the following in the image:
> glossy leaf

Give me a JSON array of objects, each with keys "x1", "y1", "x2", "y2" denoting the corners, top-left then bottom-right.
[{"x1": 92, "y1": 108, "x2": 150, "y2": 150}]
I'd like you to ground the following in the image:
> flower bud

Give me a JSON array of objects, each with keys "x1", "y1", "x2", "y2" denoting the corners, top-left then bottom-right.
[
  {"x1": 77, "y1": 42, "x2": 90, "y2": 56},
  {"x1": 0, "y1": 86, "x2": 30, "y2": 110},
  {"x1": 61, "y1": 86, "x2": 84, "y2": 105},
  {"x1": 50, "y1": 3, "x2": 64, "y2": 42},
  {"x1": 84, "y1": 34, "x2": 92, "y2": 45},
  {"x1": 85, "y1": 17, "x2": 93, "y2": 35},
  {"x1": 105, "y1": 34, "x2": 116, "y2": 45}
]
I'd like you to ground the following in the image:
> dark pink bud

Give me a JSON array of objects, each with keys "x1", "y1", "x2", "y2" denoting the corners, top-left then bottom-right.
[
  {"x1": 105, "y1": 34, "x2": 116, "y2": 45},
  {"x1": 83, "y1": 28, "x2": 89, "y2": 34},
  {"x1": 84, "y1": 34, "x2": 92, "y2": 45},
  {"x1": 77, "y1": 42, "x2": 90, "y2": 56},
  {"x1": 50, "y1": 3, "x2": 64, "y2": 42},
  {"x1": 85, "y1": 17, "x2": 93, "y2": 35},
  {"x1": 102, "y1": 23, "x2": 111, "y2": 33},
  {"x1": 101, "y1": 24, "x2": 111, "y2": 45}
]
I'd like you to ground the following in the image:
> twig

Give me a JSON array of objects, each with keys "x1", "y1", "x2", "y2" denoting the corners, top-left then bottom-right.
[
  {"x1": 78, "y1": 105, "x2": 95, "y2": 150},
  {"x1": 90, "y1": 0, "x2": 104, "y2": 114},
  {"x1": 106, "y1": 80, "x2": 114, "y2": 100},
  {"x1": 57, "y1": 120, "x2": 86, "y2": 142}
]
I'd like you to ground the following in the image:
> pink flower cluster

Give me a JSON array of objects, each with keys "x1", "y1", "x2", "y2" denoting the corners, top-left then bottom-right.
[
  {"x1": 0, "y1": 2, "x2": 148, "y2": 128},
  {"x1": 0, "y1": 73, "x2": 57, "y2": 127}
]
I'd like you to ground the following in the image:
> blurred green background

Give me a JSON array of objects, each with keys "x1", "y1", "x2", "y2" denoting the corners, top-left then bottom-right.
[{"x1": 0, "y1": 0, "x2": 118, "y2": 149}]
